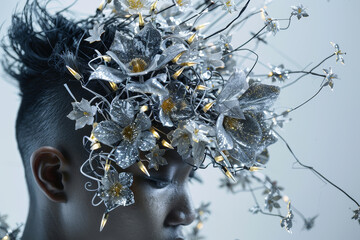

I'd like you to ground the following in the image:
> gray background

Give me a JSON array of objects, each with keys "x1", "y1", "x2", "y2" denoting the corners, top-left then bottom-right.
[{"x1": 0, "y1": 0, "x2": 359, "y2": 239}]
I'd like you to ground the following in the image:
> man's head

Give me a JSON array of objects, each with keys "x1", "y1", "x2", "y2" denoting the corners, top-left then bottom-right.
[{"x1": 4, "y1": 1, "x2": 195, "y2": 239}]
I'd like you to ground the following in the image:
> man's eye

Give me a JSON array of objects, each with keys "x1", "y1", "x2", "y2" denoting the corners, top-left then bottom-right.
[{"x1": 146, "y1": 177, "x2": 171, "y2": 189}]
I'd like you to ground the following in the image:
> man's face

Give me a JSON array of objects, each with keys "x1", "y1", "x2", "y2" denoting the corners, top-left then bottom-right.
[{"x1": 60, "y1": 137, "x2": 196, "y2": 240}]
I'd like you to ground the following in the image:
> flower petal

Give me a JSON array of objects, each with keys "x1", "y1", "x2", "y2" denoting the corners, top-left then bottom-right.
[
  {"x1": 93, "y1": 120, "x2": 123, "y2": 145},
  {"x1": 89, "y1": 65, "x2": 127, "y2": 83},
  {"x1": 216, "y1": 114, "x2": 234, "y2": 151},
  {"x1": 114, "y1": 141, "x2": 139, "y2": 169},
  {"x1": 118, "y1": 172, "x2": 133, "y2": 187},
  {"x1": 110, "y1": 97, "x2": 138, "y2": 127},
  {"x1": 138, "y1": 131, "x2": 156, "y2": 151}
]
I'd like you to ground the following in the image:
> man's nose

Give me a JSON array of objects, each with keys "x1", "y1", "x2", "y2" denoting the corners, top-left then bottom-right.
[{"x1": 164, "y1": 184, "x2": 196, "y2": 226}]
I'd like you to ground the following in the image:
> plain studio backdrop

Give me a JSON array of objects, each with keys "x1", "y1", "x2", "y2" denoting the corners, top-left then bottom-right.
[{"x1": 0, "y1": 0, "x2": 359, "y2": 239}]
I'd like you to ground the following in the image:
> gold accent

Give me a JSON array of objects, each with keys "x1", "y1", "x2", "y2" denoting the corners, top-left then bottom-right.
[
  {"x1": 268, "y1": 71, "x2": 273, "y2": 77},
  {"x1": 249, "y1": 166, "x2": 262, "y2": 172},
  {"x1": 97, "y1": 0, "x2": 106, "y2": 11},
  {"x1": 137, "y1": 161, "x2": 150, "y2": 177},
  {"x1": 150, "y1": 0, "x2": 158, "y2": 12},
  {"x1": 128, "y1": 0, "x2": 145, "y2": 9},
  {"x1": 195, "y1": 23, "x2": 209, "y2": 30},
  {"x1": 2, "y1": 235, "x2": 10, "y2": 240},
  {"x1": 150, "y1": 127, "x2": 161, "y2": 139},
  {"x1": 66, "y1": 65, "x2": 82, "y2": 80},
  {"x1": 90, "y1": 142, "x2": 101, "y2": 151},
  {"x1": 180, "y1": 62, "x2": 197, "y2": 67},
  {"x1": 282, "y1": 195, "x2": 290, "y2": 203},
  {"x1": 222, "y1": 166, "x2": 236, "y2": 183},
  {"x1": 140, "y1": 105, "x2": 149, "y2": 112},
  {"x1": 196, "y1": 85, "x2": 208, "y2": 91},
  {"x1": 161, "y1": 139, "x2": 174, "y2": 149},
  {"x1": 215, "y1": 155, "x2": 224, "y2": 162},
  {"x1": 100, "y1": 212, "x2": 109, "y2": 232},
  {"x1": 122, "y1": 124, "x2": 137, "y2": 141},
  {"x1": 172, "y1": 67, "x2": 185, "y2": 79},
  {"x1": 203, "y1": 101, "x2": 214, "y2": 112},
  {"x1": 104, "y1": 159, "x2": 111, "y2": 172},
  {"x1": 129, "y1": 58, "x2": 148, "y2": 73},
  {"x1": 102, "y1": 55, "x2": 112, "y2": 63},
  {"x1": 196, "y1": 221, "x2": 204, "y2": 230},
  {"x1": 172, "y1": 52, "x2": 185, "y2": 63},
  {"x1": 223, "y1": 116, "x2": 240, "y2": 131},
  {"x1": 109, "y1": 81, "x2": 119, "y2": 91},
  {"x1": 187, "y1": 33, "x2": 197, "y2": 44},
  {"x1": 138, "y1": 12, "x2": 145, "y2": 28},
  {"x1": 161, "y1": 98, "x2": 176, "y2": 114}
]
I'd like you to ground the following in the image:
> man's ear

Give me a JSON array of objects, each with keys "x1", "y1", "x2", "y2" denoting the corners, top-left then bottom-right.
[{"x1": 31, "y1": 146, "x2": 67, "y2": 202}]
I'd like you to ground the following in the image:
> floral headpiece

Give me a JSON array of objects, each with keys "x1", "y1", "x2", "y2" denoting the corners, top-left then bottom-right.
[{"x1": 62, "y1": 0, "x2": 359, "y2": 236}]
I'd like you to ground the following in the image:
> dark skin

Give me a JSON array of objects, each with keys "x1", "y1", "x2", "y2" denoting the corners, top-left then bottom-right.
[{"x1": 22, "y1": 129, "x2": 196, "y2": 240}]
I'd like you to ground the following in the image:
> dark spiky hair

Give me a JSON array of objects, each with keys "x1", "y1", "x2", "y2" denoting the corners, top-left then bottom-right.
[{"x1": 1, "y1": 0, "x2": 116, "y2": 193}]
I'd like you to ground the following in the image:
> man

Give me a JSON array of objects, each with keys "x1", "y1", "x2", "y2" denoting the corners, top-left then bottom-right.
[{"x1": 3, "y1": 1, "x2": 196, "y2": 239}]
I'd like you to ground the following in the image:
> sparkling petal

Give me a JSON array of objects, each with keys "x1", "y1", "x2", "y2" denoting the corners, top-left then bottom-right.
[
  {"x1": 89, "y1": 65, "x2": 127, "y2": 83},
  {"x1": 134, "y1": 113, "x2": 151, "y2": 131},
  {"x1": 115, "y1": 141, "x2": 139, "y2": 169},
  {"x1": 110, "y1": 97, "x2": 138, "y2": 127},
  {"x1": 118, "y1": 172, "x2": 133, "y2": 187},
  {"x1": 93, "y1": 120, "x2": 123, "y2": 146},
  {"x1": 138, "y1": 131, "x2": 156, "y2": 151},
  {"x1": 216, "y1": 114, "x2": 234, "y2": 151},
  {"x1": 133, "y1": 23, "x2": 161, "y2": 59}
]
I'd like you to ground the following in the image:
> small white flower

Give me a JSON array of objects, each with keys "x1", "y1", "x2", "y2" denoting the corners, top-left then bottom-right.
[
  {"x1": 67, "y1": 98, "x2": 97, "y2": 130},
  {"x1": 331, "y1": 42, "x2": 345, "y2": 64},
  {"x1": 85, "y1": 22, "x2": 105, "y2": 43},
  {"x1": 323, "y1": 67, "x2": 338, "y2": 89},
  {"x1": 220, "y1": 0, "x2": 237, "y2": 13},
  {"x1": 114, "y1": 0, "x2": 153, "y2": 14},
  {"x1": 291, "y1": 4, "x2": 309, "y2": 20}
]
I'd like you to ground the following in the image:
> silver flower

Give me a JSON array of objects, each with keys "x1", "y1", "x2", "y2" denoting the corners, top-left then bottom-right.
[
  {"x1": 323, "y1": 67, "x2": 338, "y2": 89},
  {"x1": 174, "y1": 0, "x2": 191, "y2": 11},
  {"x1": 331, "y1": 42, "x2": 345, "y2": 64},
  {"x1": 280, "y1": 202, "x2": 294, "y2": 233},
  {"x1": 268, "y1": 64, "x2": 289, "y2": 82},
  {"x1": 93, "y1": 97, "x2": 156, "y2": 168},
  {"x1": 201, "y1": 51, "x2": 225, "y2": 72},
  {"x1": 291, "y1": 4, "x2": 309, "y2": 20},
  {"x1": 85, "y1": 22, "x2": 105, "y2": 43},
  {"x1": 98, "y1": 170, "x2": 135, "y2": 211},
  {"x1": 107, "y1": 24, "x2": 186, "y2": 76},
  {"x1": 352, "y1": 208, "x2": 360, "y2": 224},
  {"x1": 215, "y1": 73, "x2": 280, "y2": 166},
  {"x1": 220, "y1": 0, "x2": 237, "y2": 13},
  {"x1": 145, "y1": 145, "x2": 167, "y2": 170},
  {"x1": 67, "y1": 98, "x2": 97, "y2": 130}
]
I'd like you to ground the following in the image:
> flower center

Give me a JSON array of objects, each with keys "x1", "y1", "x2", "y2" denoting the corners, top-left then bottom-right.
[
  {"x1": 122, "y1": 124, "x2": 137, "y2": 142},
  {"x1": 83, "y1": 111, "x2": 89, "y2": 116},
  {"x1": 128, "y1": 0, "x2": 144, "y2": 9},
  {"x1": 226, "y1": 1, "x2": 232, "y2": 7},
  {"x1": 224, "y1": 116, "x2": 242, "y2": 131},
  {"x1": 161, "y1": 98, "x2": 176, "y2": 114},
  {"x1": 298, "y1": 8, "x2": 302, "y2": 13},
  {"x1": 109, "y1": 183, "x2": 123, "y2": 197},
  {"x1": 129, "y1": 58, "x2": 148, "y2": 73},
  {"x1": 176, "y1": 0, "x2": 185, "y2": 6}
]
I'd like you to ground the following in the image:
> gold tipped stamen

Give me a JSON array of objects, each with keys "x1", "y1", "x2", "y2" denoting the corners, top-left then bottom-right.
[
  {"x1": 203, "y1": 101, "x2": 215, "y2": 112},
  {"x1": 102, "y1": 55, "x2": 112, "y2": 63},
  {"x1": 150, "y1": 0, "x2": 158, "y2": 12},
  {"x1": 215, "y1": 155, "x2": 224, "y2": 162},
  {"x1": 104, "y1": 159, "x2": 111, "y2": 172},
  {"x1": 180, "y1": 62, "x2": 197, "y2": 67},
  {"x1": 172, "y1": 67, "x2": 185, "y2": 79},
  {"x1": 161, "y1": 139, "x2": 174, "y2": 149},
  {"x1": 249, "y1": 166, "x2": 263, "y2": 172},
  {"x1": 109, "y1": 82, "x2": 119, "y2": 91},
  {"x1": 222, "y1": 166, "x2": 237, "y2": 183},
  {"x1": 196, "y1": 85, "x2": 209, "y2": 91},
  {"x1": 91, "y1": 142, "x2": 102, "y2": 151},
  {"x1": 140, "y1": 105, "x2": 149, "y2": 112},
  {"x1": 137, "y1": 161, "x2": 150, "y2": 177},
  {"x1": 172, "y1": 52, "x2": 185, "y2": 63},
  {"x1": 2, "y1": 235, "x2": 10, "y2": 240},
  {"x1": 283, "y1": 195, "x2": 290, "y2": 203},
  {"x1": 139, "y1": 12, "x2": 145, "y2": 28},
  {"x1": 66, "y1": 65, "x2": 82, "y2": 80},
  {"x1": 195, "y1": 23, "x2": 209, "y2": 30},
  {"x1": 187, "y1": 33, "x2": 197, "y2": 44},
  {"x1": 100, "y1": 212, "x2": 109, "y2": 232},
  {"x1": 150, "y1": 127, "x2": 161, "y2": 139},
  {"x1": 97, "y1": 0, "x2": 106, "y2": 11}
]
